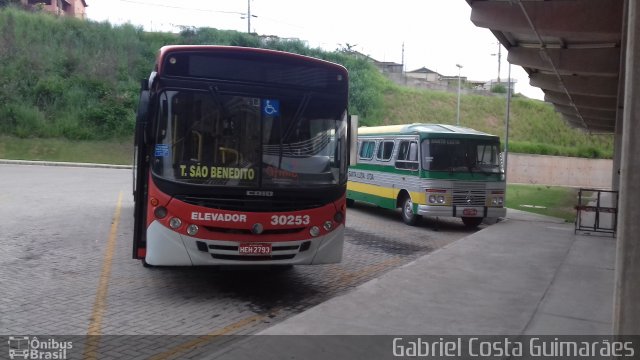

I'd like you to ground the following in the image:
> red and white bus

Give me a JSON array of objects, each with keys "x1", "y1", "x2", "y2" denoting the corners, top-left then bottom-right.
[{"x1": 132, "y1": 45, "x2": 355, "y2": 266}]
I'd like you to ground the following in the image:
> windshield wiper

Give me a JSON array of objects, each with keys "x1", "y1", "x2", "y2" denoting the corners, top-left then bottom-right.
[
  {"x1": 207, "y1": 85, "x2": 228, "y2": 119},
  {"x1": 472, "y1": 163, "x2": 500, "y2": 176},
  {"x1": 278, "y1": 93, "x2": 311, "y2": 168},
  {"x1": 465, "y1": 159, "x2": 475, "y2": 178}
]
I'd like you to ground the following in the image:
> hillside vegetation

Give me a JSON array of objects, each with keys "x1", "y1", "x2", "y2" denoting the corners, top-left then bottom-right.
[
  {"x1": 380, "y1": 87, "x2": 613, "y2": 158},
  {"x1": 0, "y1": 7, "x2": 613, "y2": 159}
]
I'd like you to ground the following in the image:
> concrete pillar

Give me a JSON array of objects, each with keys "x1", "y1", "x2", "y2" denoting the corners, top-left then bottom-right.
[
  {"x1": 613, "y1": 0, "x2": 640, "y2": 335},
  {"x1": 612, "y1": 112, "x2": 623, "y2": 191},
  {"x1": 613, "y1": 1, "x2": 629, "y2": 192}
]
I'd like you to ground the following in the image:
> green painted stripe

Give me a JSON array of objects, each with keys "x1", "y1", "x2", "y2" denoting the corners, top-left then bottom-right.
[
  {"x1": 350, "y1": 163, "x2": 417, "y2": 176},
  {"x1": 348, "y1": 181, "x2": 398, "y2": 199},
  {"x1": 347, "y1": 189, "x2": 397, "y2": 209}
]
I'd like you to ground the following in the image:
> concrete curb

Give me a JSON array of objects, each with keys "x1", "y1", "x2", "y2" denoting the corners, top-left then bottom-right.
[{"x1": 0, "y1": 159, "x2": 132, "y2": 170}]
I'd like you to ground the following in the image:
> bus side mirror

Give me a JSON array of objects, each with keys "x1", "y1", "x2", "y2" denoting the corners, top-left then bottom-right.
[
  {"x1": 136, "y1": 91, "x2": 150, "y2": 124},
  {"x1": 135, "y1": 89, "x2": 150, "y2": 145},
  {"x1": 140, "y1": 78, "x2": 149, "y2": 91},
  {"x1": 349, "y1": 115, "x2": 358, "y2": 166}
]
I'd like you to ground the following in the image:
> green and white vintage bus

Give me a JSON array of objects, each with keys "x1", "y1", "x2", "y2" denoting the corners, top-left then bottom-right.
[{"x1": 347, "y1": 124, "x2": 506, "y2": 227}]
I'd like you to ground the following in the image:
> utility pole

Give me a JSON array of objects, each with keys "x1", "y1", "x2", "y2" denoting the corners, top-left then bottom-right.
[
  {"x1": 402, "y1": 42, "x2": 406, "y2": 85},
  {"x1": 491, "y1": 42, "x2": 502, "y2": 84},
  {"x1": 456, "y1": 64, "x2": 463, "y2": 126},
  {"x1": 504, "y1": 63, "x2": 511, "y2": 186},
  {"x1": 497, "y1": 43, "x2": 501, "y2": 83},
  {"x1": 247, "y1": 0, "x2": 251, "y2": 33}
]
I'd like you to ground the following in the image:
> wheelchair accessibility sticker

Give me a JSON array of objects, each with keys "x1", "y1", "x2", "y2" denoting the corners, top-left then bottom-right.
[
  {"x1": 154, "y1": 144, "x2": 170, "y2": 157},
  {"x1": 262, "y1": 99, "x2": 280, "y2": 117}
]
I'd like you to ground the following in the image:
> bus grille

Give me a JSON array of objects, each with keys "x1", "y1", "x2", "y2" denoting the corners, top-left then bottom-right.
[
  {"x1": 202, "y1": 226, "x2": 305, "y2": 235},
  {"x1": 452, "y1": 182, "x2": 486, "y2": 206},
  {"x1": 196, "y1": 241, "x2": 306, "y2": 262},
  {"x1": 211, "y1": 254, "x2": 296, "y2": 261}
]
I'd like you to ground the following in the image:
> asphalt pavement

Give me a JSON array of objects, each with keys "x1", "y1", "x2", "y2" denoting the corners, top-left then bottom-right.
[
  {"x1": 208, "y1": 208, "x2": 617, "y2": 359},
  {"x1": 254, "y1": 209, "x2": 615, "y2": 335}
]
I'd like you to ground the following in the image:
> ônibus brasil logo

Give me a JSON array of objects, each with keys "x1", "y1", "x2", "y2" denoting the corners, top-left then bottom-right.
[{"x1": 7, "y1": 336, "x2": 72, "y2": 360}]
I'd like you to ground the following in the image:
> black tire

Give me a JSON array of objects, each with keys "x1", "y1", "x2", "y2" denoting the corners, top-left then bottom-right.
[
  {"x1": 141, "y1": 259, "x2": 154, "y2": 268},
  {"x1": 462, "y1": 217, "x2": 483, "y2": 228},
  {"x1": 401, "y1": 196, "x2": 421, "y2": 226},
  {"x1": 346, "y1": 198, "x2": 355, "y2": 207}
]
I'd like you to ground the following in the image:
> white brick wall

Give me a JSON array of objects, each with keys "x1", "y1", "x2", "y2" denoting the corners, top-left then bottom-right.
[{"x1": 506, "y1": 153, "x2": 613, "y2": 189}]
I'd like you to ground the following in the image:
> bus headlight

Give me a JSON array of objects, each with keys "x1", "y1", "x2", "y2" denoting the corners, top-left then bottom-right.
[
  {"x1": 187, "y1": 224, "x2": 199, "y2": 236},
  {"x1": 429, "y1": 195, "x2": 446, "y2": 204},
  {"x1": 323, "y1": 221, "x2": 333, "y2": 231},
  {"x1": 309, "y1": 226, "x2": 320, "y2": 237},
  {"x1": 154, "y1": 206, "x2": 167, "y2": 219},
  {"x1": 251, "y1": 223, "x2": 264, "y2": 234},
  {"x1": 169, "y1": 217, "x2": 182, "y2": 229},
  {"x1": 492, "y1": 197, "x2": 504, "y2": 206}
]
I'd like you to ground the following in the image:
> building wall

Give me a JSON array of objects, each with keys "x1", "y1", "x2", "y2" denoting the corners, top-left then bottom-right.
[
  {"x1": 23, "y1": 0, "x2": 86, "y2": 19},
  {"x1": 70, "y1": 0, "x2": 86, "y2": 18},
  {"x1": 406, "y1": 72, "x2": 439, "y2": 82},
  {"x1": 507, "y1": 153, "x2": 613, "y2": 189}
]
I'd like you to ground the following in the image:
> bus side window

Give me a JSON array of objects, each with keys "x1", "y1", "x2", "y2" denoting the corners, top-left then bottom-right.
[
  {"x1": 376, "y1": 140, "x2": 394, "y2": 162},
  {"x1": 395, "y1": 140, "x2": 419, "y2": 171},
  {"x1": 359, "y1": 140, "x2": 375, "y2": 160},
  {"x1": 408, "y1": 142, "x2": 418, "y2": 161}
]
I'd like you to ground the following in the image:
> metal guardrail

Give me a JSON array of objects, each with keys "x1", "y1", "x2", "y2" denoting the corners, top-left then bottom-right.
[{"x1": 575, "y1": 188, "x2": 618, "y2": 237}]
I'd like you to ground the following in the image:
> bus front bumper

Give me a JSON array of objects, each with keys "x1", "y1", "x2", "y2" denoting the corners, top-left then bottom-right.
[
  {"x1": 417, "y1": 205, "x2": 506, "y2": 218},
  {"x1": 145, "y1": 220, "x2": 344, "y2": 266}
]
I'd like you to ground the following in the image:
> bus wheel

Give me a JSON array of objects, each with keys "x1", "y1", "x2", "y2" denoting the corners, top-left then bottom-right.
[
  {"x1": 462, "y1": 217, "x2": 483, "y2": 228},
  {"x1": 401, "y1": 196, "x2": 420, "y2": 226},
  {"x1": 346, "y1": 198, "x2": 355, "y2": 207}
]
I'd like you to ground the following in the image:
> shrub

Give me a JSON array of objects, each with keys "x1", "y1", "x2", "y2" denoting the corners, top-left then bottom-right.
[{"x1": 491, "y1": 84, "x2": 507, "y2": 93}]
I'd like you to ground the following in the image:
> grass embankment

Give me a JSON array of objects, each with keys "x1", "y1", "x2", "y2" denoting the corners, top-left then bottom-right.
[
  {"x1": 0, "y1": 7, "x2": 385, "y2": 142},
  {"x1": 0, "y1": 136, "x2": 132, "y2": 165},
  {"x1": 506, "y1": 184, "x2": 579, "y2": 222},
  {"x1": 380, "y1": 87, "x2": 614, "y2": 159}
]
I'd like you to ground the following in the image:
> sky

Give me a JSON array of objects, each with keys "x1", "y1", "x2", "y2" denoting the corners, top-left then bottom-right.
[{"x1": 85, "y1": 0, "x2": 545, "y2": 100}]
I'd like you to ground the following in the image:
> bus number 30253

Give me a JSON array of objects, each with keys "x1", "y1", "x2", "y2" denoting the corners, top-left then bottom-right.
[{"x1": 271, "y1": 215, "x2": 311, "y2": 225}]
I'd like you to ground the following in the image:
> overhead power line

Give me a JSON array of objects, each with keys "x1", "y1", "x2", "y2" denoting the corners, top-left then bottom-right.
[{"x1": 116, "y1": 0, "x2": 246, "y2": 16}]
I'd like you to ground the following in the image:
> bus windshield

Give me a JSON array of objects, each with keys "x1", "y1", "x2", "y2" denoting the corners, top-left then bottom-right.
[
  {"x1": 421, "y1": 138, "x2": 502, "y2": 174},
  {"x1": 151, "y1": 89, "x2": 347, "y2": 188}
]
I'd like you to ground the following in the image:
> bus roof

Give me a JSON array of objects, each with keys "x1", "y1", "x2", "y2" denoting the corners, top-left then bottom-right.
[
  {"x1": 357, "y1": 123, "x2": 498, "y2": 138},
  {"x1": 155, "y1": 45, "x2": 347, "y2": 75}
]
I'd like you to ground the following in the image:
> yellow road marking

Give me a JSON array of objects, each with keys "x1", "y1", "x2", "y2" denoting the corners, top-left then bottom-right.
[
  {"x1": 149, "y1": 310, "x2": 279, "y2": 360},
  {"x1": 84, "y1": 191, "x2": 123, "y2": 359}
]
